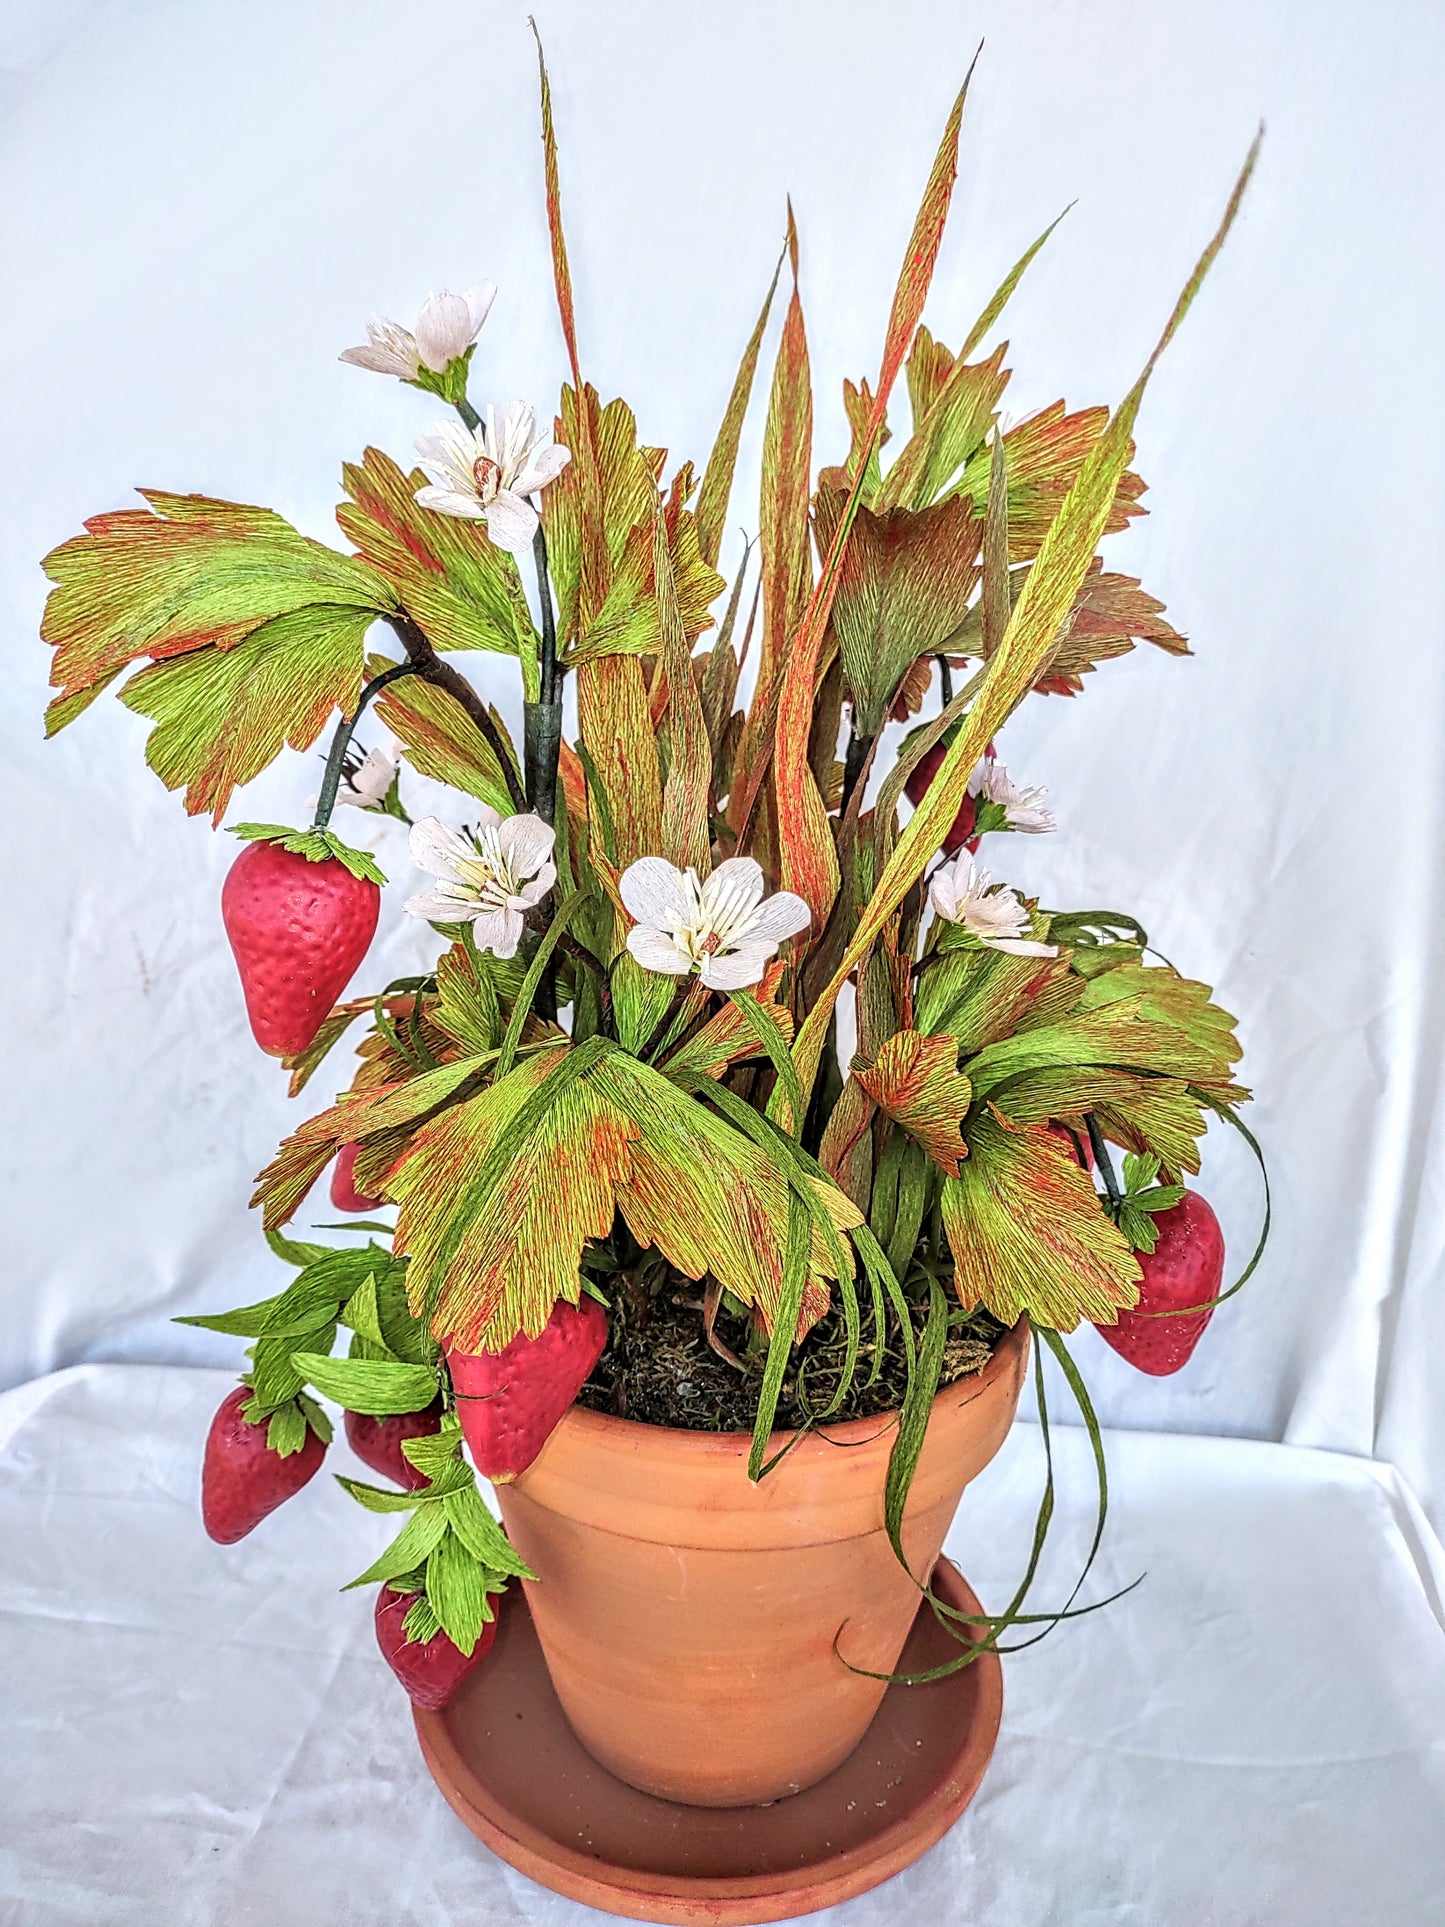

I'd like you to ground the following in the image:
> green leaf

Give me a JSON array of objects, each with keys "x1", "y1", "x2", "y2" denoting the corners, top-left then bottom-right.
[
  {"x1": 297, "y1": 1392, "x2": 333, "y2": 1444},
  {"x1": 266, "y1": 1402, "x2": 308, "y2": 1457},
  {"x1": 291, "y1": 1352, "x2": 438, "y2": 1416},
  {"x1": 442, "y1": 1484, "x2": 537, "y2": 1581},
  {"x1": 370, "y1": 661, "x2": 519, "y2": 815},
  {"x1": 41, "y1": 490, "x2": 396, "y2": 736},
  {"x1": 941, "y1": 1114, "x2": 1139, "y2": 1331},
  {"x1": 495, "y1": 888, "x2": 591, "y2": 1077},
  {"x1": 266, "y1": 1227, "x2": 332, "y2": 1270},
  {"x1": 610, "y1": 951, "x2": 679, "y2": 1056},
  {"x1": 342, "y1": 1504, "x2": 450, "y2": 1591},
  {"x1": 400, "y1": 1415, "x2": 472, "y2": 1490},
  {"x1": 401, "y1": 1591, "x2": 443, "y2": 1643},
  {"x1": 119, "y1": 603, "x2": 380, "y2": 824},
  {"x1": 882, "y1": 1273, "x2": 949, "y2": 1567},
  {"x1": 748, "y1": 1189, "x2": 812, "y2": 1482},
  {"x1": 336, "y1": 1476, "x2": 431, "y2": 1514},
  {"x1": 425, "y1": 1527, "x2": 493, "y2": 1656},
  {"x1": 729, "y1": 991, "x2": 804, "y2": 1140}
]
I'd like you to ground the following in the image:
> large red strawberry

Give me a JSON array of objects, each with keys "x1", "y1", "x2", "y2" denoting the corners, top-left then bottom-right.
[
  {"x1": 201, "y1": 1387, "x2": 326, "y2": 1542},
  {"x1": 445, "y1": 1295, "x2": 608, "y2": 1483},
  {"x1": 221, "y1": 840, "x2": 379, "y2": 1058},
  {"x1": 1095, "y1": 1189, "x2": 1225, "y2": 1376},
  {"x1": 345, "y1": 1399, "x2": 445, "y2": 1490},
  {"x1": 374, "y1": 1585, "x2": 497, "y2": 1711},
  {"x1": 904, "y1": 737, "x2": 996, "y2": 856},
  {"x1": 331, "y1": 1143, "x2": 382, "y2": 1213}
]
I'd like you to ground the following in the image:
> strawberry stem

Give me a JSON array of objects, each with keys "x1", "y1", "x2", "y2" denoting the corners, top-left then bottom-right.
[
  {"x1": 311, "y1": 660, "x2": 421, "y2": 831},
  {"x1": 1084, "y1": 1113, "x2": 1124, "y2": 1212}
]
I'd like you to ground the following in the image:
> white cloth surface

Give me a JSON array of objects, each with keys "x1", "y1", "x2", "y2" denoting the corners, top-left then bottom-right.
[
  {"x1": 4, "y1": 0, "x2": 1445, "y2": 1530},
  {"x1": 3, "y1": 1364, "x2": 1443, "y2": 1926}
]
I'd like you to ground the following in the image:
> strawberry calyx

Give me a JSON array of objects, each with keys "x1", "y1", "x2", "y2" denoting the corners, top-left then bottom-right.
[
  {"x1": 1102, "y1": 1150, "x2": 1186, "y2": 1256},
  {"x1": 230, "y1": 821, "x2": 386, "y2": 886}
]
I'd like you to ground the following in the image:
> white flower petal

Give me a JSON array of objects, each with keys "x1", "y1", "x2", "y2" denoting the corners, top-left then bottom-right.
[
  {"x1": 409, "y1": 815, "x2": 477, "y2": 882},
  {"x1": 620, "y1": 857, "x2": 691, "y2": 929},
  {"x1": 511, "y1": 442, "x2": 572, "y2": 496},
  {"x1": 415, "y1": 290, "x2": 477, "y2": 371},
  {"x1": 627, "y1": 925, "x2": 693, "y2": 976},
  {"x1": 700, "y1": 943, "x2": 774, "y2": 991},
  {"x1": 515, "y1": 858, "x2": 557, "y2": 907},
  {"x1": 339, "y1": 342, "x2": 412, "y2": 376},
  {"x1": 415, "y1": 485, "x2": 488, "y2": 521},
  {"x1": 482, "y1": 488, "x2": 539, "y2": 553},
  {"x1": 466, "y1": 283, "x2": 498, "y2": 335},
  {"x1": 982, "y1": 937, "x2": 1058, "y2": 957},
  {"x1": 405, "y1": 889, "x2": 478, "y2": 923},
  {"x1": 704, "y1": 856, "x2": 764, "y2": 904},
  {"x1": 498, "y1": 811, "x2": 556, "y2": 879},
  {"x1": 741, "y1": 888, "x2": 811, "y2": 945},
  {"x1": 473, "y1": 906, "x2": 525, "y2": 959}
]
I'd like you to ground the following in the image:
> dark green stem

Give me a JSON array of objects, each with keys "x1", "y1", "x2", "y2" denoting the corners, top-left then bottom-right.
[
  {"x1": 455, "y1": 395, "x2": 482, "y2": 433},
  {"x1": 1084, "y1": 1114, "x2": 1124, "y2": 1211},
  {"x1": 384, "y1": 612, "x2": 526, "y2": 813},
  {"x1": 311, "y1": 661, "x2": 420, "y2": 831},
  {"x1": 937, "y1": 654, "x2": 954, "y2": 705},
  {"x1": 839, "y1": 725, "x2": 876, "y2": 817},
  {"x1": 525, "y1": 525, "x2": 564, "y2": 827}
]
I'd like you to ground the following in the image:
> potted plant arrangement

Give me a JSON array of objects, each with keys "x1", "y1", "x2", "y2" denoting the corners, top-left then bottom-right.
[{"x1": 39, "y1": 36, "x2": 1265, "y2": 1925}]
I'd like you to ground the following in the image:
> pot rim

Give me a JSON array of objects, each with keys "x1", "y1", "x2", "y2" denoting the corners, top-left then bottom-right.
[{"x1": 559, "y1": 1315, "x2": 1029, "y2": 1457}]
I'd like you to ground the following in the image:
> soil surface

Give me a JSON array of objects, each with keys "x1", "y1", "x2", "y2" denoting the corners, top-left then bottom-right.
[{"x1": 578, "y1": 1285, "x2": 1005, "y2": 1433}]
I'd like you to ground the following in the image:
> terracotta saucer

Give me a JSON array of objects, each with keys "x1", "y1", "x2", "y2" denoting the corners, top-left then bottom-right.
[{"x1": 414, "y1": 1558, "x2": 1003, "y2": 1926}]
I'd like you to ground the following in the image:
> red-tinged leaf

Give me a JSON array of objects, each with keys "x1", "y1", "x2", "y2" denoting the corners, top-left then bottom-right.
[
  {"x1": 337, "y1": 447, "x2": 537, "y2": 658},
  {"x1": 767, "y1": 71, "x2": 975, "y2": 957},
  {"x1": 953, "y1": 401, "x2": 1147, "y2": 559},
  {"x1": 1033, "y1": 560, "x2": 1187, "y2": 694},
  {"x1": 819, "y1": 490, "x2": 983, "y2": 735},
  {"x1": 367, "y1": 652, "x2": 518, "y2": 812},
  {"x1": 41, "y1": 490, "x2": 394, "y2": 727},
  {"x1": 791, "y1": 133, "x2": 1261, "y2": 1108},
  {"x1": 653, "y1": 509, "x2": 712, "y2": 872},
  {"x1": 695, "y1": 250, "x2": 784, "y2": 571},
  {"x1": 658, "y1": 959, "x2": 792, "y2": 1084},
  {"x1": 727, "y1": 205, "x2": 814, "y2": 842},
  {"x1": 856, "y1": 1031, "x2": 972, "y2": 1177},
  {"x1": 941, "y1": 1113, "x2": 1139, "y2": 1330},
  {"x1": 119, "y1": 604, "x2": 375, "y2": 823},
  {"x1": 816, "y1": 1076, "x2": 876, "y2": 1211},
  {"x1": 575, "y1": 654, "x2": 663, "y2": 866},
  {"x1": 875, "y1": 342, "x2": 1009, "y2": 514}
]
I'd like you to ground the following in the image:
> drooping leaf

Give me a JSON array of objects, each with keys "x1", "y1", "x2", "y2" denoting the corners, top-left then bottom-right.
[
  {"x1": 337, "y1": 447, "x2": 537, "y2": 658},
  {"x1": 119, "y1": 604, "x2": 376, "y2": 822},
  {"x1": 856, "y1": 1031, "x2": 972, "y2": 1176},
  {"x1": 291, "y1": 1352, "x2": 439, "y2": 1416},
  {"x1": 41, "y1": 490, "x2": 395, "y2": 728},
  {"x1": 941, "y1": 1114, "x2": 1139, "y2": 1329},
  {"x1": 368, "y1": 652, "x2": 518, "y2": 811}
]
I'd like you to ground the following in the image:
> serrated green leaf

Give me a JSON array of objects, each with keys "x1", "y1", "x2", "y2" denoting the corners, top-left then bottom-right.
[
  {"x1": 297, "y1": 1392, "x2": 333, "y2": 1445},
  {"x1": 342, "y1": 1503, "x2": 450, "y2": 1590},
  {"x1": 401, "y1": 1592, "x2": 443, "y2": 1643},
  {"x1": 442, "y1": 1484, "x2": 537, "y2": 1581},
  {"x1": 291, "y1": 1352, "x2": 438, "y2": 1416}
]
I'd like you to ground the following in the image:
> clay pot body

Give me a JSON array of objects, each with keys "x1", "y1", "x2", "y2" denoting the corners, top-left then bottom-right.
[{"x1": 495, "y1": 1320, "x2": 1029, "y2": 1808}]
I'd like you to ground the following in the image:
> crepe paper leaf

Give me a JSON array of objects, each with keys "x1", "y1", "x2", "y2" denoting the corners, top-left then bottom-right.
[
  {"x1": 280, "y1": 997, "x2": 375, "y2": 1098},
  {"x1": 952, "y1": 401, "x2": 1147, "y2": 561},
  {"x1": 982, "y1": 1064, "x2": 1206, "y2": 1182},
  {"x1": 1108, "y1": 1151, "x2": 1187, "y2": 1255},
  {"x1": 726, "y1": 206, "x2": 815, "y2": 843},
  {"x1": 400, "y1": 1414, "x2": 475, "y2": 1490},
  {"x1": 338, "y1": 448, "x2": 536, "y2": 660},
  {"x1": 342, "y1": 1500, "x2": 451, "y2": 1592},
  {"x1": 657, "y1": 959, "x2": 792, "y2": 1083},
  {"x1": 728, "y1": 990, "x2": 805, "y2": 1137},
  {"x1": 368, "y1": 657, "x2": 518, "y2": 814},
  {"x1": 820, "y1": 492, "x2": 983, "y2": 736},
  {"x1": 265, "y1": 1402, "x2": 309, "y2": 1457},
  {"x1": 117, "y1": 604, "x2": 376, "y2": 823},
  {"x1": 575, "y1": 654, "x2": 663, "y2": 866},
  {"x1": 424, "y1": 1527, "x2": 497, "y2": 1655},
  {"x1": 875, "y1": 343, "x2": 1010, "y2": 514},
  {"x1": 967, "y1": 989, "x2": 1227, "y2": 1102},
  {"x1": 266, "y1": 1226, "x2": 333, "y2": 1270},
  {"x1": 654, "y1": 509, "x2": 713, "y2": 872},
  {"x1": 611, "y1": 950, "x2": 680, "y2": 1057},
  {"x1": 695, "y1": 251, "x2": 784, "y2": 569},
  {"x1": 942, "y1": 1114, "x2": 1139, "y2": 1330},
  {"x1": 179, "y1": 1244, "x2": 386, "y2": 1339},
  {"x1": 297, "y1": 1393, "x2": 333, "y2": 1445},
  {"x1": 746, "y1": 1191, "x2": 812, "y2": 1480},
  {"x1": 244, "y1": 1316, "x2": 337, "y2": 1415},
  {"x1": 981, "y1": 429, "x2": 1010, "y2": 663},
  {"x1": 856, "y1": 1032, "x2": 972, "y2": 1177},
  {"x1": 1076, "y1": 964, "x2": 1245, "y2": 1099},
  {"x1": 291, "y1": 1352, "x2": 438, "y2": 1416},
  {"x1": 252, "y1": 1056, "x2": 491, "y2": 1231},
  {"x1": 228, "y1": 822, "x2": 386, "y2": 886},
  {"x1": 496, "y1": 888, "x2": 591, "y2": 1078},
  {"x1": 916, "y1": 945, "x2": 1077, "y2": 1054},
  {"x1": 41, "y1": 489, "x2": 396, "y2": 728},
  {"x1": 1048, "y1": 908, "x2": 1150, "y2": 951},
  {"x1": 432, "y1": 943, "x2": 501, "y2": 1055},
  {"x1": 817, "y1": 1074, "x2": 875, "y2": 1199},
  {"x1": 789, "y1": 131, "x2": 1260, "y2": 1111},
  {"x1": 957, "y1": 205, "x2": 1073, "y2": 364},
  {"x1": 1033, "y1": 560, "x2": 1188, "y2": 695},
  {"x1": 336, "y1": 1475, "x2": 435, "y2": 1515},
  {"x1": 882, "y1": 1273, "x2": 950, "y2": 1569},
  {"x1": 442, "y1": 1482, "x2": 536, "y2": 1580}
]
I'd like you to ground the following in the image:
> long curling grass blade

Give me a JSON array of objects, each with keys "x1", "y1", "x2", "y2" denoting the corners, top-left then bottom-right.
[
  {"x1": 882, "y1": 1274, "x2": 949, "y2": 1571},
  {"x1": 748, "y1": 1190, "x2": 812, "y2": 1481}
]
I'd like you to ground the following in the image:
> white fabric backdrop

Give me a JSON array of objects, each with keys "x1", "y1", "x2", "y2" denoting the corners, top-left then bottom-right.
[{"x1": 4, "y1": 0, "x2": 1445, "y2": 1521}]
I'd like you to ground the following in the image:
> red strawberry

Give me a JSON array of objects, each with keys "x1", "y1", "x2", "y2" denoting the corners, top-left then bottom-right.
[
  {"x1": 374, "y1": 1585, "x2": 496, "y2": 1711},
  {"x1": 221, "y1": 840, "x2": 379, "y2": 1058},
  {"x1": 1049, "y1": 1121, "x2": 1095, "y2": 1170},
  {"x1": 1094, "y1": 1190, "x2": 1225, "y2": 1376},
  {"x1": 331, "y1": 1143, "x2": 382, "y2": 1213},
  {"x1": 201, "y1": 1387, "x2": 326, "y2": 1543},
  {"x1": 446, "y1": 1295, "x2": 608, "y2": 1483},
  {"x1": 905, "y1": 743, "x2": 978, "y2": 855},
  {"x1": 345, "y1": 1399, "x2": 445, "y2": 1490}
]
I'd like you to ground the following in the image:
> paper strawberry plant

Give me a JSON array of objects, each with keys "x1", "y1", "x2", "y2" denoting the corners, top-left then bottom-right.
[{"x1": 40, "y1": 33, "x2": 1267, "y2": 1682}]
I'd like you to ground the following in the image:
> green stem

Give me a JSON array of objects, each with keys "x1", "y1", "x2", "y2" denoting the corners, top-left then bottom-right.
[
  {"x1": 1085, "y1": 1114, "x2": 1124, "y2": 1211},
  {"x1": 525, "y1": 526, "x2": 563, "y2": 827},
  {"x1": 312, "y1": 662, "x2": 420, "y2": 832},
  {"x1": 455, "y1": 395, "x2": 482, "y2": 433}
]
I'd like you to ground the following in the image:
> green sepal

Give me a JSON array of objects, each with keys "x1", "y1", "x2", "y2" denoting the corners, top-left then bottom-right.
[
  {"x1": 291, "y1": 1352, "x2": 439, "y2": 1416},
  {"x1": 335, "y1": 1476, "x2": 434, "y2": 1514},
  {"x1": 230, "y1": 822, "x2": 386, "y2": 886},
  {"x1": 406, "y1": 346, "x2": 475, "y2": 409},
  {"x1": 341, "y1": 1503, "x2": 450, "y2": 1590},
  {"x1": 1108, "y1": 1151, "x2": 1186, "y2": 1255}
]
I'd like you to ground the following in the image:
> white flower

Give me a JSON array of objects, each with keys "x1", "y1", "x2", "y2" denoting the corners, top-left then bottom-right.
[
  {"x1": 414, "y1": 403, "x2": 572, "y2": 553},
  {"x1": 619, "y1": 855, "x2": 811, "y2": 992},
  {"x1": 339, "y1": 284, "x2": 497, "y2": 379},
  {"x1": 404, "y1": 809, "x2": 556, "y2": 958},
  {"x1": 967, "y1": 758, "x2": 1055, "y2": 834},
  {"x1": 928, "y1": 850, "x2": 1057, "y2": 957},
  {"x1": 336, "y1": 746, "x2": 398, "y2": 811}
]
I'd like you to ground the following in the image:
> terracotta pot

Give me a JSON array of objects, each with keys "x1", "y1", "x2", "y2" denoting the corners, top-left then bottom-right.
[{"x1": 495, "y1": 1319, "x2": 1029, "y2": 1808}]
